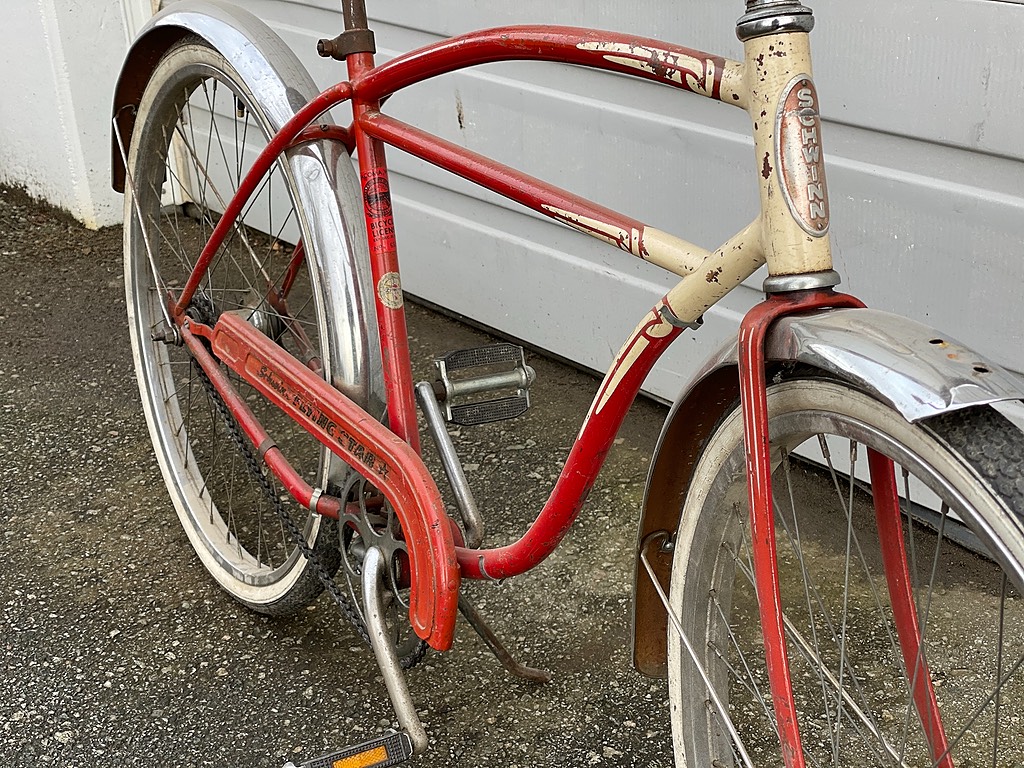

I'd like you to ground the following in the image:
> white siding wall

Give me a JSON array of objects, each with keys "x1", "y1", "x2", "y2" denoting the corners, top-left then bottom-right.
[
  {"x1": 0, "y1": 1, "x2": 138, "y2": 228},
  {"x1": 249, "y1": 0, "x2": 1024, "y2": 400},
  {"x1": 9, "y1": 0, "x2": 1024, "y2": 400}
]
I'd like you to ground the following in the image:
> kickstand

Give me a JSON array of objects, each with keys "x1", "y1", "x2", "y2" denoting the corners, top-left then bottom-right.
[
  {"x1": 362, "y1": 547, "x2": 429, "y2": 754},
  {"x1": 459, "y1": 596, "x2": 553, "y2": 683}
]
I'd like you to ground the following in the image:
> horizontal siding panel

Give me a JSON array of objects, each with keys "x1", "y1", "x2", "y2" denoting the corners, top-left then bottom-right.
[
  {"x1": 231, "y1": 1, "x2": 1023, "y2": 399},
  {"x1": 813, "y1": 0, "x2": 1024, "y2": 160},
  {"x1": 283, "y1": 0, "x2": 1024, "y2": 159}
]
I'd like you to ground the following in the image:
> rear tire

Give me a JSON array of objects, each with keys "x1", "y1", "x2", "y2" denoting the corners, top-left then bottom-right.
[
  {"x1": 668, "y1": 379, "x2": 1024, "y2": 766},
  {"x1": 124, "y1": 40, "x2": 343, "y2": 614}
]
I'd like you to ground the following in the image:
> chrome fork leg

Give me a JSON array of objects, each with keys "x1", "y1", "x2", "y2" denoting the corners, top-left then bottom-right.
[{"x1": 362, "y1": 546, "x2": 429, "y2": 754}]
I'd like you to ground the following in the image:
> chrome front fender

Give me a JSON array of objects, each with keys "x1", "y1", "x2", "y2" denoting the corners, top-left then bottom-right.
[
  {"x1": 724, "y1": 308, "x2": 1024, "y2": 423},
  {"x1": 112, "y1": 0, "x2": 384, "y2": 417},
  {"x1": 632, "y1": 307, "x2": 1024, "y2": 677}
]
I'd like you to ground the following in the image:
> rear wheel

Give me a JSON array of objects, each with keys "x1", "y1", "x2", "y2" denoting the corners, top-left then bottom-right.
[
  {"x1": 669, "y1": 379, "x2": 1024, "y2": 766},
  {"x1": 124, "y1": 40, "x2": 342, "y2": 614}
]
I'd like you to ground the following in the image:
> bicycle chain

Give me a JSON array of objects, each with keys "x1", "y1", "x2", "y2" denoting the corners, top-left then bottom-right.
[{"x1": 192, "y1": 359, "x2": 428, "y2": 670}]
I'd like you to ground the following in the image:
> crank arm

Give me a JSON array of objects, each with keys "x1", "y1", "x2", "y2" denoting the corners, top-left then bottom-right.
[{"x1": 191, "y1": 312, "x2": 461, "y2": 651}]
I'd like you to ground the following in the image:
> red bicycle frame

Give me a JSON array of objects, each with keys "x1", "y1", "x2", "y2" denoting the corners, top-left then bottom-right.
[
  {"x1": 162, "y1": 18, "x2": 947, "y2": 766},
  {"x1": 172, "y1": 26, "x2": 752, "y2": 650}
]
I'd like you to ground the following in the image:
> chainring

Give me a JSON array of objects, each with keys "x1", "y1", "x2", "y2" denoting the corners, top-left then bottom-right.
[{"x1": 338, "y1": 477, "x2": 428, "y2": 666}]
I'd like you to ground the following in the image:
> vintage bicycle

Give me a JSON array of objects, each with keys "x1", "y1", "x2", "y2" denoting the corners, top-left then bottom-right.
[{"x1": 111, "y1": 0, "x2": 1024, "y2": 765}]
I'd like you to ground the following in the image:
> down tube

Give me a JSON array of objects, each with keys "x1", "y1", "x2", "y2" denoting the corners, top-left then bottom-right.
[{"x1": 456, "y1": 222, "x2": 765, "y2": 580}]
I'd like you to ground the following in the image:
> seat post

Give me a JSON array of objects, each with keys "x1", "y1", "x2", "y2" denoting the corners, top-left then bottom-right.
[{"x1": 341, "y1": 0, "x2": 369, "y2": 32}]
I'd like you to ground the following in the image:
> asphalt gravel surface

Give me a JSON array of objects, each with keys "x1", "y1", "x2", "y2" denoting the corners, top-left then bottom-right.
[{"x1": 0, "y1": 185, "x2": 674, "y2": 766}]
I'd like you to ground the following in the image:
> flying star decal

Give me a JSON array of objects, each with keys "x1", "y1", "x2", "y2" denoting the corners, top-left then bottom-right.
[
  {"x1": 576, "y1": 41, "x2": 719, "y2": 98},
  {"x1": 541, "y1": 204, "x2": 642, "y2": 257}
]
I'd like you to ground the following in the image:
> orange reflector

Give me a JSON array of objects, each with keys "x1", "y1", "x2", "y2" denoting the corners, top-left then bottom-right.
[
  {"x1": 301, "y1": 731, "x2": 412, "y2": 768},
  {"x1": 330, "y1": 745, "x2": 388, "y2": 768}
]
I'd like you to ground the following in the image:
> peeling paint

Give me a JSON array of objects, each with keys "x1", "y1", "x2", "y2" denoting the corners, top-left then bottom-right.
[
  {"x1": 593, "y1": 308, "x2": 674, "y2": 415},
  {"x1": 541, "y1": 203, "x2": 639, "y2": 255},
  {"x1": 576, "y1": 41, "x2": 720, "y2": 98}
]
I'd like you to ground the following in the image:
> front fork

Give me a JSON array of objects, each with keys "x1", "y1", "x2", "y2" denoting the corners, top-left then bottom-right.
[{"x1": 737, "y1": 289, "x2": 951, "y2": 767}]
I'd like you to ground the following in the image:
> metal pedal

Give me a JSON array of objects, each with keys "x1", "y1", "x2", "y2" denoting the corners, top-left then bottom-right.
[
  {"x1": 283, "y1": 731, "x2": 413, "y2": 768},
  {"x1": 449, "y1": 396, "x2": 528, "y2": 426},
  {"x1": 434, "y1": 343, "x2": 535, "y2": 426}
]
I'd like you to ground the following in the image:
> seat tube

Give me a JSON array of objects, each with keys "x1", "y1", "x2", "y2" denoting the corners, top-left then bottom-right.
[
  {"x1": 344, "y1": 13, "x2": 422, "y2": 451},
  {"x1": 739, "y1": 1, "x2": 835, "y2": 282}
]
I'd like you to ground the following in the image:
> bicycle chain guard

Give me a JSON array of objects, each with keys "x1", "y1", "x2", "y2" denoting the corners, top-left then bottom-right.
[{"x1": 206, "y1": 311, "x2": 461, "y2": 651}]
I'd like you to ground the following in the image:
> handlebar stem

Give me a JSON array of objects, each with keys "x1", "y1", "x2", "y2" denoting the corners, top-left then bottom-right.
[{"x1": 736, "y1": 1, "x2": 815, "y2": 41}]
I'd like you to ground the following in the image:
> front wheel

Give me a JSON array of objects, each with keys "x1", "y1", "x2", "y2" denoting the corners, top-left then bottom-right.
[{"x1": 668, "y1": 379, "x2": 1024, "y2": 767}]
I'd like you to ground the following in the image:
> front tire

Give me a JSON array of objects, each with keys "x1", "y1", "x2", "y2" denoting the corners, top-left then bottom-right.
[{"x1": 668, "y1": 379, "x2": 1024, "y2": 766}]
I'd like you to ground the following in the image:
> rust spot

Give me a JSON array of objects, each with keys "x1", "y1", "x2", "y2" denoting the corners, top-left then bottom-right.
[
  {"x1": 705, "y1": 266, "x2": 723, "y2": 284},
  {"x1": 756, "y1": 53, "x2": 765, "y2": 67},
  {"x1": 772, "y1": 50, "x2": 787, "y2": 58},
  {"x1": 761, "y1": 152, "x2": 773, "y2": 179},
  {"x1": 732, "y1": 93, "x2": 740, "y2": 101},
  {"x1": 645, "y1": 49, "x2": 669, "y2": 79},
  {"x1": 754, "y1": 122, "x2": 759, "y2": 131},
  {"x1": 769, "y1": 44, "x2": 775, "y2": 51}
]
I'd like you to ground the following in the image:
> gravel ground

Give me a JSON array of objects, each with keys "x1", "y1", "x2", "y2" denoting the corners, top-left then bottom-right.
[
  {"x1": 0, "y1": 185, "x2": 674, "y2": 766},
  {"x1": 5, "y1": 184, "x2": 1022, "y2": 768}
]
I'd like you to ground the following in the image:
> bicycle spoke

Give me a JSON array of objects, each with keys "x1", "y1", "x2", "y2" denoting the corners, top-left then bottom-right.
[
  {"x1": 781, "y1": 607, "x2": 911, "y2": 766},
  {"x1": 992, "y1": 573, "x2": 1008, "y2": 768},
  {"x1": 774, "y1": 448, "x2": 900, "y2": 761},
  {"x1": 816, "y1": 438, "x2": 907, "y2": 714},
  {"x1": 171, "y1": 120, "x2": 270, "y2": 289},
  {"x1": 778, "y1": 452, "x2": 839, "y2": 745}
]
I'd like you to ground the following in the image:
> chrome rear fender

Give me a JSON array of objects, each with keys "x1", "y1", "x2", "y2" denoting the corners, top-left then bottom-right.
[
  {"x1": 112, "y1": 0, "x2": 384, "y2": 418},
  {"x1": 632, "y1": 307, "x2": 1024, "y2": 677}
]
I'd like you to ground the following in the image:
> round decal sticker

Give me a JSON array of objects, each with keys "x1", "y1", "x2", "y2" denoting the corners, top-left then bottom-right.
[
  {"x1": 377, "y1": 271, "x2": 403, "y2": 310},
  {"x1": 363, "y1": 173, "x2": 393, "y2": 218}
]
